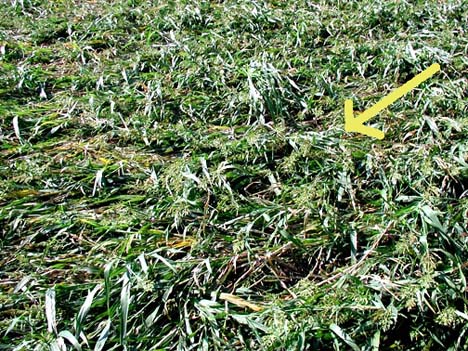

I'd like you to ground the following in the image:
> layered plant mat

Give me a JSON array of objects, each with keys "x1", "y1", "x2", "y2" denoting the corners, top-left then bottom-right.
[{"x1": 1, "y1": 0, "x2": 467, "y2": 350}]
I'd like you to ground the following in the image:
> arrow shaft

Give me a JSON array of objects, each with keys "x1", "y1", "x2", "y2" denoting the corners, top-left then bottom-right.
[{"x1": 357, "y1": 63, "x2": 440, "y2": 123}]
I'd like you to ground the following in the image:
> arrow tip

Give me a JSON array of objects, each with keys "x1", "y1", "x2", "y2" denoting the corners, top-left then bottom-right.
[{"x1": 344, "y1": 99, "x2": 385, "y2": 140}]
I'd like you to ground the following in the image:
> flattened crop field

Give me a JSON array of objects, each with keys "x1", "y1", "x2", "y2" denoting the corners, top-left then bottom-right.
[{"x1": 1, "y1": 1, "x2": 467, "y2": 350}]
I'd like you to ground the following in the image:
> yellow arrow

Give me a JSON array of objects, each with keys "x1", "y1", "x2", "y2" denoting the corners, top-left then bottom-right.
[{"x1": 345, "y1": 63, "x2": 440, "y2": 140}]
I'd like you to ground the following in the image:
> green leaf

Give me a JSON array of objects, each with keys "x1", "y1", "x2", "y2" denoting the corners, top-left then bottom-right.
[
  {"x1": 45, "y1": 288, "x2": 57, "y2": 335},
  {"x1": 58, "y1": 330, "x2": 82, "y2": 351},
  {"x1": 330, "y1": 323, "x2": 360, "y2": 351},
  {"x1": 74, "y1": 284, "x2": 102, "y2": 337},
  {"x1": 420, "y1": 205, "x2": 446, "y2": 233},
  {"x1": 120, "y1": 273, "x2": 131, "y2": 345},
  {"x1": 94, "y1": 319, "x2": 112, "y2": 351}
]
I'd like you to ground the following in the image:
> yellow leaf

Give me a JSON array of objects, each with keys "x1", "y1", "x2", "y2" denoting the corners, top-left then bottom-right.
[
  {"x1": 219, "y1": 293, "x2": 263, "y2": 312},
  {"x1": 167, "y1": 237, "x2": 197, "y2": 248}
]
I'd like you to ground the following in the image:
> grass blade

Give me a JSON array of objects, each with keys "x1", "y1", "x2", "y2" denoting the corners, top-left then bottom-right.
[{"x1": 45, "y1": 288, "x2": 57, "y2": 335}]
